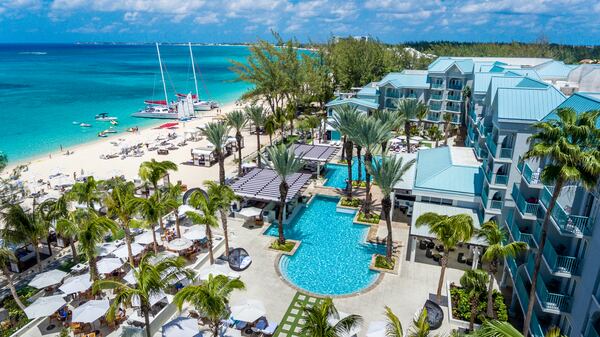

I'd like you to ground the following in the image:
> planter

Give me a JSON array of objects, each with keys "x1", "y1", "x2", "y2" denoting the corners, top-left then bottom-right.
[
  {"x1": 353, "y1": 212, "x2": 381, "y2": 226},
  {"x1": 336, "y1": 197, "x2": 360, "y2": 213},
  {"x1": 369, "y1": 254, "x2": 399, "y2": 275},
  {"x1": 446, "y1": 281, "x2": 481, "y2": 330},
  {"x1": 267, "y1": 239, "x2": 301, "y2": 256}
]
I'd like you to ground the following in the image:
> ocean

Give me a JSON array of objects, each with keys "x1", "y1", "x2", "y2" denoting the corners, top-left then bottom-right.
[{"x1": 0, "y1": 44, "x2": 252, "y2": 163}]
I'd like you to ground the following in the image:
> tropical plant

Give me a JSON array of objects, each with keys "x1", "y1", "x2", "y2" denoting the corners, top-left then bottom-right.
[
  {"x1": 462, "y1": 85, "x2": 472, "y2": 120},
  {"x1": 300, "y1": 298, "x2": 362, "y2": 337},
  {"x1": 94, "y1": 254, "x2": 193, "y2": 337},
  {"x1": 368, "y1": 155, "x2": 415, "y2": 261},
  {"x1": 304, "y1": 114, "x2": 321, "y2": 141},
  {"x1": 407, "y1": 308, "x2": 430, "y2": 337},
  {"x1": 374, "y1": 109, "x2": 404, "y2": 150},
  {"x1": 226, "y1": 110, "x2": 248, "y2": 176},
  {"x1": 477, "y1": 220, "x2": 527, "y2": 317},
  {"x1": 443, "y1": 113, "x2": 453, "y2": 145},
  {"x1": 427, "y1": 126, "x2": 444, "y2": 147},
  {"x1": 132, "y1": 193, "x2": 175, "y2": 253},
  {"x1": 54, "y1": 208, "x2": 81, "y2": 264},
  {"x1": 0, "y1": 247, "x2": 26, "y2": 310},
  {"x1": 328, "y1": 105, "x2": 362, "y2": 197},
  {"x1": 165, "y1": 182, "x2": 184, "y2": 238},
  {"x1": 174, "y1": 274, "x2": 245, "y2": 337},
  {"x1": 0, "y1": 204, "x2": 48, "y2": 272},
  {"x1": 204, "y1": 181, "x2": 238, "y2": 257},
  {"x1": 352, "y1": 117, "x2": 391, "y2": 216},
  {"x1": 67, "y1": 176, "x2": 102, "y2": 209},
  {"x1": 264, "y1": 115, "x2": 278, "y2": 146},
  {"x1": 104, "y1": 178, "x2": 140, "y2": 265},
  {"x1": 40, "y1": 195, "x2": 75, "y2": 261},
  {"x1": 474, "y1": 320, "x2": 566, "y2": 337},
  {"x1": 138, "y1": 159, "x2": 178, "y2": 198},
  {"x1": 384, "y1": 306, "x2": 403, "y2": 337},
  {"x1": 185, "y1": 189, "x2": 220, "y2": 264},
  {"x1": 415, "y1": 212, "x2": 474, "y2": 302},
  {"x1": 265, "y1": 144, "x2": 304, "y2": 244},
  {"x1": 416, "y1": 106, "x2": 427, "y2": 133},
  {"x1": 394, "y1": 99, "x2": 427, "y2": 153},
  {"x1": 285, "y1": 104, "x2": 296, "y2": 136},
  {"x1": 202, "y1": 122, "x2": 230, "y2": 185},
  {"x1": 0, "y1": 151, "x2": 6, "y2": 172},
  {"x1": 245, "y1": 105, "x2": 266, "y2": 167},
  {"x1": 521, "y1": 108, "x2": 600, "y2": 336},
  {"x1": 274, "y1": 107, "x2": 288, "y2": 139},
  {"x1": 460, "y1": 269, "x2": 489, "y2": 330}
]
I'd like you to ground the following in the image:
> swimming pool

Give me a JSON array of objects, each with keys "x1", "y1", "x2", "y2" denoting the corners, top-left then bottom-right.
[
  {"x1": 324, "y1": 157, "x2": 379, "y2": 189},
  {"x1": 265, "y1": 195, "x2": 384, "y2": 296}
]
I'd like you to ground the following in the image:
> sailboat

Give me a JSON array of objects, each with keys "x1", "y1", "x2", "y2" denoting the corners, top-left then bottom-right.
[
  {"x1": 131, "y1": 43, "x2": 180, "y2": 119},
  {"x1": 176, "y1": 43, "x2": 212, "y2": 112}
]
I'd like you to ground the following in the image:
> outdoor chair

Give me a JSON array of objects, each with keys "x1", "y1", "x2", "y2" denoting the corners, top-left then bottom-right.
[
  {"x1": 419, "y1": 240, "x2": 427, "y2": 250},
  {"x1": 425, "y1": 248, "x2": 433, "y2": 258},
  {"x1": 457, "y1": 252, "x2": 466, "y2": 264}
]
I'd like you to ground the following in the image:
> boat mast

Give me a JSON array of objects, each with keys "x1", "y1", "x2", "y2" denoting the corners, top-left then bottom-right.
[
  {"x1": 188, "y1": 42, "x2": 200, "y2": 100},
  {"x1": 155, "y1": 42, "x2": 169, "y2": 108}
]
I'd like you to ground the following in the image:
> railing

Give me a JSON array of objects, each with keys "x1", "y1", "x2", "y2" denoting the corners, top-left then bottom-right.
[
  {"x1": 468, "y1": 108, "x2": 477, "y2": 122},
  {"x1": 430, "y1": 93, "x2": 443, "y2": 100},
  {"x1": 517, "y1": 160, "x2": 524, "y2": 173},
  {"x1": 405, "y1": 93, "x2": 417, "y2": 99},
  {"x1": 484, "y1": 167, "x2": 508, "y2": 186},
  {"x1": 530, "y1": 313, "x2": 545, "y2": 337},
  {"x1": 474, "y1": 142, "x2": 487, "y2": 159},
  {"x1": 512, "y1": 184, "x2": 539, "y2": 217},
  {"x1": 506, "y1": 256, "x2": 518, "y2": 278},
  {"x1": 446, "y1": 105, "x2": 460, "y2": 112},
  {"x1": 486, "y1": 137, "x2": 498, "y2": 156},
  {"x1": 427, "y1": 113, "x2": 440, "y2": 122},
  {"x1": 451, "y1": 115, "x2": 460, "y2": 123},
  {"x1": 430, "y1": 103, "x2": 442, "y2": 111},
  {"x1": 467, "y1": 125, "x2": 475, "y2": 142},
  {"x1": 514, "y1": 273, "x2": 530, "y2": 308},
  {"x1": 490, "y1": 199, "x2": 503, "y2": 209},
  {"x1": 448, "y1": 82, "x2": 463, "y2": 90},
  {"x1": 447, "y1": 93, "x2": 461, "y2": 101},
  {"x1": 543, "y1": 240, "x2": 579, "y2": 276},
  {"x1": 527, "y1": 256, "x2": 571, "y2": 312},
  {"x1": 500, "y1": 147, "x2": 513, "y2": 159},
  {"x1": 481, "y1": 188, "x2": 489, "y2": 207},
  {"x1": 495, "y1": 175, "x2": 509, "y2": 185},
  {"x1": 386, "y1": 90, "x2": 400, "y2": 98},
  {"x1": 506, "y1": 212, "x2": 536, "y2": 247},
  {"x1": 586, "y1": 325, "x2": 600, "y2": 337},
  {"x1": 541, "y1": 186, "x2": 592, "y2": 236},
  {"x1": 431, "y1": 82, "x2": 444, "y2": 89},
  {"x1": 523, "y1": 163, "x2": 541, "y2": 185}
]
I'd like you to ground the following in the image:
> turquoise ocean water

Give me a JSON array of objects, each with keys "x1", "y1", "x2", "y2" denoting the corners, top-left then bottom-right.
[{"x1": 0, "y1": 44, "x2": 252, "y2": 163}]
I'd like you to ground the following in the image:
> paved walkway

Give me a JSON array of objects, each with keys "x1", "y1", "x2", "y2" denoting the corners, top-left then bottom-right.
[{"x1": 273, "y1": 292, "x2": 323, "y2": 337}]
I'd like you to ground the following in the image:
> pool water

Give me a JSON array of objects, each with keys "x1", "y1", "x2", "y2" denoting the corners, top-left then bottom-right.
[
  {"x1": 266, "y1": 195, "x2": 384, "y2": 296},
  {"x1": 324, "y1": 156, "x2": 379, "y2": 189}
]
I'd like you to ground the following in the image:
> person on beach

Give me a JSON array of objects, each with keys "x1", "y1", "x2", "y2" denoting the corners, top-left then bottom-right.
[{"x1": 60, "y1": 145, "x2": 63, "y2": 152}]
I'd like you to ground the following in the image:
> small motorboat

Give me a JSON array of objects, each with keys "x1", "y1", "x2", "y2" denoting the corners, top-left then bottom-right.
[
  {"x1": 98, "y1": 132, "x2": 107, "y2": 138},
  {"x1": 110, "y1": 120, "x2": 119, "y2": 126},
  {"x1": 127, "y1": 127, "x2": 139, "y2": 133},
  {"x1": 79, "y1": 123, "x2": 92, "y2": 128},
  {"x1": 104, "y1": 127, "x2": 117, "y2": 134},
  {"x1": 95, "y1": 113, "x2": 118, "y2": 122}
]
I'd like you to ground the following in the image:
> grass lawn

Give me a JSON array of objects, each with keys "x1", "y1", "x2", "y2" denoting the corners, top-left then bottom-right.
[{"x1": 274, "y1": 292, "x2": 324, "y2": 337}]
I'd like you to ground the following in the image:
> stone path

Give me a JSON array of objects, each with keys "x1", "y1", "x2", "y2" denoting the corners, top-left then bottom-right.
[{"x1": 273, "y1": 292, "x2": 323, "y2": 337}]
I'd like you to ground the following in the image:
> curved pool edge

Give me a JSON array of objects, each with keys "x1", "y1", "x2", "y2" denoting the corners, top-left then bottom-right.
[{"x1": 274, "y1": 253, "x2": 386, "y2": 299}]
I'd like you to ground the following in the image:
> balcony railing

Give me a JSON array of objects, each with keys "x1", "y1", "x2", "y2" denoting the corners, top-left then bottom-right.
[
  {"x1": 430, "y1": 93, "x2": 442, "y2": 100},
  {"x1": 486, "y1": 137, "x2": 498, "y2": 156},
  {"x1": 430, "y1": 103, "x2": 442, "y2": 111},
  {"x1": 427, "y1": 113, "x2": 440, "y2": 122},
  {"x1": 586, "y1": 325, "x2": 600, "y2": 337},
  {"x1": 448, "y1": 82, "x2": 463, "y2": 90},
  {"x1": 506, "y1": 256, "x2": 518, "y2": 278},
  {"x1": 431, "y1": 82, "x2": 444, "y2": 89},
  {"x1": 481, "y1": 188, "x2": 489, "y2": 207},
  {"x1": 468, "y1": 108, "x2": 477, "y2": 122},
  {"x1": 500, "y1": 147, "x2": 513, "y2": 159},
  {"x1": 530, "y1": 313, "x2": 545, "y2": 337},
  {"x1": 467, "y1": 127, "x2": 475, "y2": 144},
  {"x1": 447, "y1": 93, "x2": 461, "y2": 101},
  {"x1": 485, "y1": 167, "x2": 509, "y2": 186},
  {"x1": 446, "y1": 105, "x2": 460, "y2": 112},
  {"x1": 490, "y1": 199, "x2": 503, "y2": 209},
  {"x1": 512, "y1": 184, "x2": 539, "y2": 217},
  {"x1": 474, "y1": 142, "x2": 487, "y2": 159},
  {"x1": 505, "y1": 212, "x2": 536, "y2": 247},
  {"x1": 540, "y1": 186, "x2": 592, "y2": 236},
  {"x1": 523, "y1": 163, "x2": 542, "y2": 186},
  {"x1": 451, "y1": 115, "x2": 460, "y2": 123},
  {"x1": 543, "y1": 239, "x2": 579, "y2": 276},
  {"x1": 526, "y1": 256, "x2": 571, "y2": 312},
  {"x1": 517, "y1": 160, "x2": 524, "y2": 173},
  {"x1": 386, "y1": 90, "x2": 400, "y2": 98},
  {"x1": 404, "y1": 93, "x2": 417, "y2": 99}
]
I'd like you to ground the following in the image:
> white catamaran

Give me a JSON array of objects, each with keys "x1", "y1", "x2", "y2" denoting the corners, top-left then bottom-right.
[{"x1": 176, "y1": 42, "x2": 213, "y2": 111}]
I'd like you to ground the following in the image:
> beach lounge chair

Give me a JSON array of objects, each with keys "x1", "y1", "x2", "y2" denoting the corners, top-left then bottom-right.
[{"x1": 251, "y1": 320, "x2": 278, "y2": 336}]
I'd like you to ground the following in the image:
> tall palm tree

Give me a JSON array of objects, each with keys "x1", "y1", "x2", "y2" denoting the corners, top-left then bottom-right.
[
  {"x1": 245, "y1": 105, "x2": 266, "y2": 167},
  {"x1": 300, "y1": 298, "x2": 362, "y2": 337},
  {"x1": 1, "y1": 204, "x2": 48, "y2": 272},
  {"x1": 475, "y1": 320, "x2": 566, "y2": 337},
  {"x1": 442, "y1": 113, "x2": 453, "y2": 145},
  {"x1": 522, "y1": 108, "x2": 600, "y2": 336},
  {"x1": 174, "y1": 275, "x2": 245, "y2": 337},
  {"x1": 353, "y1": 117, "x2": 391, "y2": 216},
  {"x1": 415, "y1": 212, "x2": 474, "y2": 302},
  {"x1": 39, "y1": 196, "x2": 73, "y2": 261},
  {"x1": 0, "y1": 247, "x2": 26, "y2": 310},
  {"x1": 368, "y1": 155, "x2": 415, "y2": 261},
  {"x1": 185, "y1": 189, "x2": 221, "y2": 264},
  {"x1": 305, "y1": 114, "x2": 321, "y2": 142},
  {"x1": 138, "y1": 159, "x2": 178, "y2": 197},
  {"x1": 202, "y1": 122, "x2": 230, "y2": 185},
  {"x1": 407, "y1": 308, "x2": 430, "y2": 337},
  {"x1": 416, "y1": 107, "x2": 427, "y2": 135},
  {"x1": 394, "y1": 99, "x2": 426, "y2": 153},
  {"x1": 328, "y1": 105, "x2": 362, "y2": 197},
  {"x1": 68, "y1": 176, "x2": 102, "y2": 209},
  {"x1": 477, "y1": 220, "x2": 527, "y2": 317},
  {"x1": 165, "y1": 182, "x2": 184, "y2": 238},
  {"x1": 285, "y1": 104, "x2": 296, "y2": 137},
  {"x1": 265, "y1": 144, "x2": 304, "y2": 244},
  {"x1": 374, "y1": 109, "x2": 404, "y2": 152},
  {"x1": 384, "y1": 306, "x2": 403, "y2": 337},
  {"x1": 94, "y1": 254, "x2": 193, "y2": 337},
  {"x1": 104, "y1": 178, "x2": 139, "y2": 265},
  {"x1": 134, "y1": 193, "x2": 175, "y2": 254},
  {"x1": 204, "y1": 181, "x2": 237, "y2": 257},
  {"x1": 462, "y1": 85, "x2": 472, "y2": 121},
  {"x1": 427, "y1": 126, "x2": 444, "y2": 147},
  {"x1": 460, "y1": 269, "x2": 489, "y2": 331},
  {"x1": 274, "y1": 107, "x2": 288, "y2": 139},
  {"x1": 72, "y1": 209, "x2": 118, "y2": 281},
  {"x1": 264, "y1": 115, "x2": 278, "y2": 146},
  {"x1": 55, "y1": 208, "x2": 81, "y2": 264},
  {"x1": 226, "y1": 110, "x2": 248, "y2": 176}
]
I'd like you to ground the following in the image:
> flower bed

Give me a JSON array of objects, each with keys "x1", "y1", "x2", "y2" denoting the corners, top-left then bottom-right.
[
  {"x1": 340, "y1": 198, "x2": 360, "y2": 208},
  {"x1": 357, "y1": 212, "x2": 380, "y2": 224},
  {"x1": 449, "y1": 283, "x2": 508, "y2": 324}
]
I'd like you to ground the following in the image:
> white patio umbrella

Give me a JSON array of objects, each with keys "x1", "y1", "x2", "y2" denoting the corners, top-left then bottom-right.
[
  {"x1": 198, "y1": 263, "x2": 239, "y2": 281},
  {"x1": 96, "y1": 242, "x2": 118, "y2": 257},
  {"x1": 97, "y1": 257, "x2": 124, "y2": 274},
  {"x1": 182, "y1": 225, "x2": 206, "y2": 241},
  {"x1": 166, "y1": 238, "x2": 193, "y2": 251},
  {"x1": 24, "y1": 295, "x2": 66, "y2": 319},
  {"x1": 366, "y1": 321, "x2": 386, "y2": 337},
  {"x1": 148, "y1": 251, "x2": 178, "y2": 264},
  {"x1": 162, "y1": 316, "x2": 200, "y2": 337},
  {"x1": 135, "y1": 231, "x2": 163, "y2": 246},
  {"x1": 412, "y1": 136, "x2": 424, "y2": 141},
  {"x1": 230, "y1": 299, "x2": 266, "y2": 322},
  {"x1": 112, "y1": 243, "x2": 145, "y2": 259},
  {"x1": 328, "y1": 312, "x2": 361, "y2": 337},
  {"x1": 132, "y1": 290, "x2": 166, "y2": 307},
  {"x1": 238, "y1": 207, "x2": 262, "y2": 218},
  {"x1": 178, "y1": 204, "x2": 199, "y2": 216},
  {"x1": 123, "y1": 268, "x2": 137, "y2": 285},
  {"x1": 59, "y1": 273, "x2": 92, "y2": 295},
  {"x1": 28, "y1": 269, "x2": 68, "y2": 289},
  {"x1": 71, "y1": 299, "x2": 110, "y2": 323}
]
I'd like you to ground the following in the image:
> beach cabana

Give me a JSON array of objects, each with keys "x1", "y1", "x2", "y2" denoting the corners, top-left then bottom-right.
[{"x1": 191, "y1": 148, "x2": 217, "y2": 167}]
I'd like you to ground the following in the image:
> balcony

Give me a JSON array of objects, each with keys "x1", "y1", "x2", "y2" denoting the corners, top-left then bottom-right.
[
  {"x1": 481, "y1": 188, "x2": 489, "y2": 207},
  {"x1": 474, "y1": 142, "x2": 488, "y2": 159},
  {"x1": 500, "y1": 147, "x2": 513, "y2": 159},
  {"x1": 430, "y1": 102, "x2": 442, "y2": 111},
  {"x1": 486, "y1": 137, "x2": 498, "y2": 156},
  {"x1": 445, "y1": 105, "x2": 460, "y2": 112},
  {"x1": 505, "y1": 212, "x2": 537, "y2": 247},
  {"x1": 512, "y1": 184, "x2": 540, "y2": 218},
  {"x1": 386, "y1": 90, "x2": 400, "y2": 98},
  {"x1": 586, "y1": 325, "x2": 600, "y2": 337},
  {"x1": 490, "y1": 199, "x2": 503, "y2": 210},
  {"x1": 448, "y1": 82, "x2": 463, "y2": 90},
  {"x1": 468, "y1": 108, "x2": 477, "y2": 122},
  {"x1": 485, "y1": 168, "x2": 509, "y2": 186},
  {"x1": 447, "y1": 93, "x2": 461, "y2": 101},
  {"x1": 523, "y1": 163, "x2": 542, "y2": 187},
  {"x1": 540, "y1": 186, "x2": 592, "y2": 236},
  {"x1": 512, "y1": 274, "x2": 545, "y2": 337},
  {"x1": 430, "y1": 93, "x2": 443, "y2": 100},
  {"x1": 517, "y1": 160, "x2": 524, "y2": 173},
  {"x1": 431, "y1": 82, "x2": 444, "y2": 89},
  {"x1": 404, "y1": 93, "x2": 417, "y2": 99},
  {"x1": 542, "y1": 237, "x2": 579, "y2": 276},
  {"x1": 427, "y1": 113, "x2": 440, "y2": 122},
  {"x1": 451, "y1": 115, "x2": 460, "y2": 124},
  {"x1": 526, "y1": 256, "x2": 571, "y2": 313}
]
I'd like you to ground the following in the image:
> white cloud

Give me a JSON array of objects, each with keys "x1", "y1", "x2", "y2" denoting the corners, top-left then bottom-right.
[{"x1": 194, "y1": 12, "x2": 219, "y2": 25}]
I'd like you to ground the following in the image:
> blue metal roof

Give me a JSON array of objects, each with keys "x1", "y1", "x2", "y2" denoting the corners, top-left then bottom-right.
[
  {"x1": 378, "y1": 72, "x2": 429, "y2": 89},
  {"x1": 543, "y1": 92, "x2": 600, "y2": 127},
  {"x1": 504, "y1": 69, "x2": 542, "y2": 80},
  {"x1": 413, "y1": 147, "x2": 483, "y2": 197},
  {"x1": 427, "y1": 57, "x2": 473, "y2": 74},
  {"x1": 357, "y1": 85, "x2": 378, "y2": 97},
  {"x1": 495, "y1": 86, "x2": 565, "y2": 121},
  {"x1": 534, "y1": 61, "x2": 577, "y2": 79},
  {"x1": 325, "y1": 97, "x2": 380, "y2": 110}
]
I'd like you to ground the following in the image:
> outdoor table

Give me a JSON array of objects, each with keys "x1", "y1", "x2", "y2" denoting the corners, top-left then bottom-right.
[{"x1": 71, "y1": 263, "x2": 89, "y2": 273}]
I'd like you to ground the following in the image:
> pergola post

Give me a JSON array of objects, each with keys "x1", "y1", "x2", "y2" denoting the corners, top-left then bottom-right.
[
  {"x1": 410, "y1": 236, "x2": 417, "y2": 262},
  {"x1": 471, "y1": 246, "x2": 480, "y2": 269}
]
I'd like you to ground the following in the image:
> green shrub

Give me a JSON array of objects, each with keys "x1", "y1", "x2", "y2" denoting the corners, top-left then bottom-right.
[
  {"x1": 57, "y1": 258, "x2": 76, "y2": 272},
  {"x1": 375, "y1": 255, "x2": 394, "y2": 270},
  {"x1": 270, "y1": 240, "x2": 295, "y2": 252},
  {"x1": 340, "y1": 198, "x2": 360, "y2": 207},
  {"x1": 0, "y1": 286, "x2": 37, "y2": 337},
  {"x1": 351, "y1": 181, "x2": 367, "y2": 188},
  {"x1": 357, "y1": 212, "x2": 380, "y2": 224},
  {"x1": 449, "y1": 284, "x2": 507, "y2": 323}
]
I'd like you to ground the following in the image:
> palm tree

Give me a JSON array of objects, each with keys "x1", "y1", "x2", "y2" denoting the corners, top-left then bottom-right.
[
  {"x1": 0, "y1": 247, "x2": 26, "y2": 310},
  {"x1": 407, "y1": 308, "x2": 430, "y2": 337},
  {"x1": 245, "y1": 105, "x2": 266, "y2": 167},
  {"x1": 374, "y1": 109, "x2": 404, "y2": 152},
  {"x1": 68, "y1": 176, "x2": 102, "y2": 209},
  {"x1": 138, "y1": 159, "x2": 178, "y2": 198},
  {"x1": 305, "y1": 114, "x2": 321, "y2": 142},
  {"x1": 416, "y1": 106, "x2": 427, "y2": 135},
  {"x1": 54, "y1": 208, "x2": 81, "y2": 264},
  {"x1": 300, "y1": 298, "x2": 362, "y2": 337},
  {"x1": 104, "y1": 179, "x2": 139, "y2": 265},
  {"x1": 185, "y1": 189, "x2": 221, "y2": 264},
  {"x1": 133, "y1": 192, "x2": 175, "y2": 254},
  {"x1": 462, "y1": 85, "x2": 472, "y2": 121},
  {"x1": 475, "y1": 320, "x2": 566, "y2": 337},
  {"x1": 264, "y1": 115, "x2": 278, "y2": 146},
  {"x1": 353, "y1": 117, "x2": 391, "y2": 216},
  {"x1": 394, "y1": 99, "x2": 426, "y2": 153},
  {"x1": 1, "y1": 204, "x2": 48, "y2": 272},
  {"x1": 427, "y1": 126, "x2": 444, "y2": 147},
  {"x1": 442, "y1": 113, "x2": 452, "y2": 145},
  {"x1": 226, "y1": 110, "x2": 248, "y2": 176},
  {"x1": 174, "y1": 274, "x2": 245, "y2": 337},
  {"x1": 202, "y1": 122, "x2": 230, "y2": 185},
  {"x1": 94, "y1": 254, "x2": 193, "y2": 337},
  {"x1": 39, "y1": 196, "x2": 74, "y2": 261},
  {"x1": 265, "y1": 144, "x2": 304, "y2": 244},
  {"x1": 274, "y1": 107, "x2": 288, "y2": 139},
  {"x1": 285, "y1": 104, "x2": 296, "y2": 137},
  {"x1": 384, "y1": 306, "x2": 403, "y2": 337},
  {"x1": 204, "y1": 181, "x2": 237, "y2": 257},
  {"x1": 368, "y1": 155, "x2": 415, "y2": 261},
  {"x1": 460, "y1": 269, "x2": 489, "y2": 331},
  {"x1": 477, "y1": 220, "x2": 527, "y2": 317},
  {"x1": 522, "y1": 108, "x2": 600, "y2": 336},
  {"x1": 165, "y1": 182, "x2": 184, "y2": 238},
  {"x1": 415, "y1": 212, "x2": 474, "y2": 302},
  {"x1": 328, "y1": 105, "x2": 362, "y2": 197}
]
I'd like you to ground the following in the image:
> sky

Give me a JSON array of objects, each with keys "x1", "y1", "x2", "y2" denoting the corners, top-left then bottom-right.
[{"x1": 1, "y1": 0, "x2": 599, "y2": 45}]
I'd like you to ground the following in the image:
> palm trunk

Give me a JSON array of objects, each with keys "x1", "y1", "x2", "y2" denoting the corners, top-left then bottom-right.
[
  {"x1": 364, "y1": 152, "x2": 373, "y2": 216},
  {"x1": 444, "y1": 121, "x2": 450, "y2": 146},
  {"x1": 344, "y1": 140, "x2": 353, "y2": 198},
  {"x1": 383, "y1": 197, "x2": 393, "y2": 261},
  {"x1": 256, "y1": 127, "x2": 262, "y2": 168},
  {"x1": 469, "y1": 298, "x2": 477, "y2": 331},
  {"x1": 213, "y1": 321, "x2": 220, "y2": 337},
  {"x1": 175, "y1": 210, "x2": 181, "y2": 238},
  {"x1": 277, "y1": 182, "x2": 288, "y2": 245},
  {"x1": 2, "y1": 267, "x2": 26, "y2": 310},
  {"x1": 405, "y1": 123, "x2": 412, "y2": 153},
  {"x1": 33, "y1": 243, "x2": 42, "y2": 273},
  {"x1": 523, "y1": 179, "x2": 563, "y2": 337},
  {"x1": 70, "y1": 238, "x2": 78, "y2": 263},
  {"x1": 486, "y1": 263, "x2": 496, "y2": 317},
  {"x1": 356, "y1": 146, "x2": 362, "y2": 182},
  {"x1": 218, "y1": 151, "x2": 225, "y2": 185},
  {"x1": 341, "y1": 135, "x2": 347, "y2": 161},
  {"x1": 268, "y1": 133, "x2": 273, "y2": 146},
  {"x1": 206, "y1": 225, "x2": 214, "y2": 264},
  {"x1": 143, "y1": 305, "x2": 152, "y2": 337},
  {"x1": 220, "y1": 209, "x2": 230, "y2": 257},
  {"x1": 151, "y1": 224, "x2": 158, "y2": 254},
  {"x1": 236, "y1": 132, "x2": 243, "y2": 176},
  {"x1": 90, "y1": 255, "x2": 99, "y2": 282},
  {"x1": 158, "y1": 215, "x2": 165, "y2": 234},
  {"x1": 437, "y1": 249, "x2": 448, "y2": 303}
]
